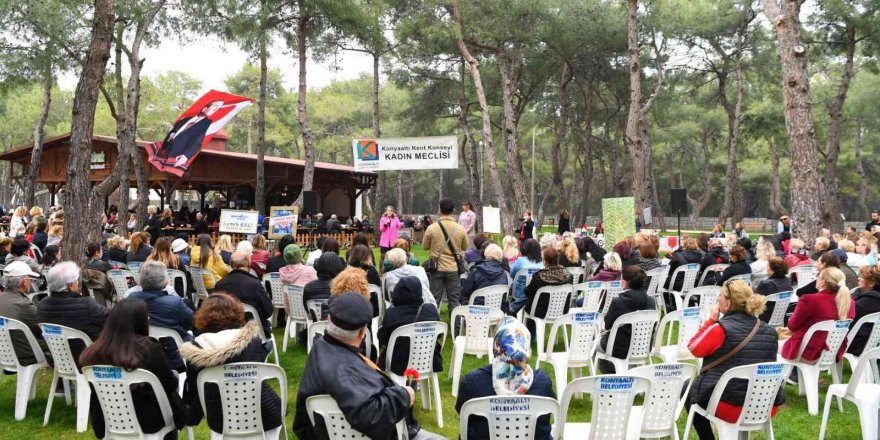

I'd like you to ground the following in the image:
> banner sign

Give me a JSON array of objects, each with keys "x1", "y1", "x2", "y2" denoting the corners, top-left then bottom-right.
[
  {"x1": 482, "y1": 206, "x2": 501, "y2": 234},
  {"x1": 219, "y1": 209, "x2": 260, "y2": 234},
  {"x1": 601, "y1": 197, "x2": 636, "y2": 251},
  {"x1": 147, "y1": 90, "x2": 254, "y2": 177},
  {"x1": 268, "y1": 206, "x2": 298, "y2": 239},
  {"x1": 352, "y1": 136, "x2": 458, "y2": 171}
]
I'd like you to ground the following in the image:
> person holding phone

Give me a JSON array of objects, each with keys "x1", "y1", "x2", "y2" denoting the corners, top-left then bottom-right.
[{"x1": 379, "y1": 206, "x2": 402, "y2": 266}]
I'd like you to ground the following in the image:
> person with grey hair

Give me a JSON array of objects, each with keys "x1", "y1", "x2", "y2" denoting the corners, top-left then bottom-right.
[
  {"x1": 37, "y1": 261, "x2": 109, "y2": 362},
  {"x1": 383, "y1": 248, "x2": 434, "y2": 305},
  {"x1": 294, "y1": 292, "x2": 416, "y2": 439},
  {"x1": 129, "y1": 260, "x2": 194, "y2": 372},
  {"x1": 0, "y1": 261, "x2": 50, "y2": 365},
  {"x1": 461, "y1": 243, "x2": 511, "y2": 310},
  {"x1": 214, "y1": 250, "x2": 274, "y2": 336}
]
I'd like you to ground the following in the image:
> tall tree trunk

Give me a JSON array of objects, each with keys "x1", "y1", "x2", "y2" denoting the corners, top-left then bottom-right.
[
  {"x1": 255, "y1": 7, "x2": 268, "y2": 214},
  {"x1": 293, "y1": 4, "x2": 315, "y2": 207},
  {"x1": 820, "y1": 24, "x2": 856, "y2": 232},
  {"x1": 687, "y1": 131, "x2": 712, "y2": 229},
  {"x1": 550, "y1": 61, "x2": 573, "y2": 213},
  {"x1": 625, "y1": 0, "x2": 651, "y2": 224},
  {"x1": 458, "y1": 68, "x2": 482, "y2": 227},
  {"x1": 855, "y1": 119, "x2": 868, "y2": 220},
  {"x1": 370, "y1": 53, "x2": 382, "y2": 214},
  {"x1": 767, "y1": 137, "x2": 786, "y2": 218},
  {"x1": 761, "y1": 0, "x2": 822, "y2": 244},
  {"x1": 451, "y1": 1, "x2": 509, "y2": 232},
  {"x1": 113, "y1": 22, "x2": 130, "y2": 237},
  {"x1": 497, "y1": 51, "x2": 529, "y2": 220},
  {"x1": 25, "y1": 52, "x2": 53, "y2": 209},
  {"x1": 61, "y1": 0, "x2": 114, "y2": 263},
  {"x1": 716, "y1": 48, "x2": 746, "y2": 228}
]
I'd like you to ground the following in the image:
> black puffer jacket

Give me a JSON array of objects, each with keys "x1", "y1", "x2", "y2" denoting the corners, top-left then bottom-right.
[
  {"x1": 665, "y1": 249, "x2": 703, "y2": 291},
  {"x1": 700, "y1": 247, "x2": 730, "y2": 285},
  {"x1": 179, "y1": 322, "x2": 282, "y2": 432},
  {"x1": 689, "y1": 312, "x2": 784, "y2": 407},
  {"x1": 293, "y1": 334, "x2": 411, "y2": 440},
  {"x1": 377, "y1": 277, "x2": 443, "y2": 375},
  {"x1": 37, "y1": 290, "x2": 110, "y2": 368},
  {"x1": 716, "y1": 260, "x2": 751, "y2": 285},
  {"x1": 601, "y1": 288, "x2": 656, "y2": 358},
  {"x1": 214, "y1": 269, "x2": 273, "y2": 337},
  {"x1": 461, "y1": 259, "x2": 509, "y2": 306},
  {"x1": 303, "y1": 253, "x2": 346, "y2": 320},
  {"x1": 848, "y1": 285, "x2": 880, "y2": 356},
  {"x1": 524, "y1": 265, "x2": 572, "y2": 318}
]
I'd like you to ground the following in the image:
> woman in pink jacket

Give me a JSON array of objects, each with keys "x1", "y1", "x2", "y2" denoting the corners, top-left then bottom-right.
[{"x1": 378, "y1": 206, "x2": 402, "y2": 264}]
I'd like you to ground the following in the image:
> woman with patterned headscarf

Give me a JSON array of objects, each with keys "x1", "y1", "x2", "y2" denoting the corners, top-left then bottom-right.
[{"x1": 455, "y1": 317, "x2": 555, "y2": 440}]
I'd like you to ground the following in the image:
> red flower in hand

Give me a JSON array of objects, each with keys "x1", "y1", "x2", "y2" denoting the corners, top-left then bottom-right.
[{"x1": 404, "y1": 368, "x2": 420, "y2": 381}]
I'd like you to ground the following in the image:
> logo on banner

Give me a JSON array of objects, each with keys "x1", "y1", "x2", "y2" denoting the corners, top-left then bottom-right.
[{"x1": 357, "y1": 140, "x2": 380, "y2": 161}]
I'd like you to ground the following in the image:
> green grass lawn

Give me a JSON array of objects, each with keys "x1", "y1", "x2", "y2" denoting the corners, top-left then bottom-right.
[{"x1": 0, "y1": 247, "x2": 866, "y2": 439}]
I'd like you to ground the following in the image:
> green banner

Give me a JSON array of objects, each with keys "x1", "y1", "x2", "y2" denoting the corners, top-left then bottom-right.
[{"x1": 601, "y1": 197, "x2": 636, "y2": 251}]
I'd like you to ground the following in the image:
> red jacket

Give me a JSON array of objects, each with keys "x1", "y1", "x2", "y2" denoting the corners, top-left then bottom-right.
[
  {"x1": 781, "y1": 290, "x2": 855, "y2": 362},
  {"x1": 784, "y1": 253, "x2": 811, "y2": 269}
]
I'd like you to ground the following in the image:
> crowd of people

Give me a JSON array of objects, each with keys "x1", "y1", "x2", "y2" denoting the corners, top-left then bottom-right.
[{"x1": 3, "y1": 199, "x2": 880, "y2": 439}]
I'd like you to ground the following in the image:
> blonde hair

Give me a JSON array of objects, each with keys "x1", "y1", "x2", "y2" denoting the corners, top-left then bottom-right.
[
  {"x1": 48, "y1": 225, "x2": 63, "y2": 237},
  {"x1": 330, "y1": 267, "x2": 369, "y2": 300},
  {"x1": 788, "y1": 238, "x2": 805, "y2": 251},
  {"x1": 502, "y1": 236, "x2": 520, "y2": 261},
  {"x1": 721, "y1": 279, "x2": 766, "y2": 316},
  {"x1": 14, "y1": 206, "x2": 26, "y2": 217},
  {"x1": 29, "y1": 206, "x2": 43, "y2": 217},
  {"x1": 216, "y1": 234, "x2": 234, "y2": 252},
  {"x1": 107, "y1": 235, "x2": 126, "y2": 250},
  {"x1": 484, "y1": 243, "x2": 503, "y2": 261},
  {"x1": 818, "y1": 267, "x2": 852, "y2": 320},
  {"x1": 838, "y1": 239, "x2": 856, "y2": 253},
  {"x1": 252, "y1": 234, "x2": 267, "y2": 250},
  {"x1": 539, "y1": 233, "x2": 558, "y2": 250},
  {"x1": 603, "y1": 252, "x2": 622, "y2": 271},
  {"x1": 755, "y1": 238, "x2": 775, "y2": 261},
  {"x1": 682, "y1": 237, "x2": 699, "y2": 251},
  {"x1": 561, "y1": 236, "x2": 579, "y2": 264}
]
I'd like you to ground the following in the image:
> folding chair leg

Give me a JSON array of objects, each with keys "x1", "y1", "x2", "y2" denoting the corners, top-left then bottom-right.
[
  {"x1": 800, "y1": 366, "x2": 821, "y2": 415},
  {"x1": 682, "y1": 408, "x2": 695, "y2": 440},
  {"x1": 74, "y1": 377, "x2": 90, "y2": 432},
  {"x1": 419, "y1": 378, "x2": 431, "y2": 410},
  {"x1": 282, "y1": 317, "x2": 291, "y2": 352},
  {"x1": 271, "y1": 308, "x2": 279, "y2": 328},
  {"x1": 271, "y1": 338, "x2": 280, "y2": 366},
  {"x1": 432, "y1": 374, "x2": 443, "y2": 429},
  {"x1": 15, "y1": 365, "x2": 40, "y2": 420},
  {"x1": 819, "y1": 392, "x2": 834, "y2": 440},
  {"x1": 43, "y1": 373, "x2": 59, "y2": 426},
  {"x1": 534, "y1": 319, "x2": 546, "y2": 369},
  {"x1": 856, "y1": 402, "x2": 878, "y2": 440},
  {"x1": 62, "y1": 378, "x2": 71, "y2": 405},
  {"x1": 186, "y1": 426, "x2": 195, "y2": 440},
  {"x1": 553, "y1": 360, "x2": 568, "y2": 398},
  {"x1": 450, "y1": 343, "x2": 464, "y2": 397}
]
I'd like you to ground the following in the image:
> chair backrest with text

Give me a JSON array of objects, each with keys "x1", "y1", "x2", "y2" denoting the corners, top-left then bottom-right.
[
  {"x1": 558, "y1": 375, "x2": 650, "y2": 440},
  {"x1": 197, "y1": 362, "x2": 288, "y2": 438},
  {"x1": 459, "y1": 395, "x2": 559, "y2": 440}
]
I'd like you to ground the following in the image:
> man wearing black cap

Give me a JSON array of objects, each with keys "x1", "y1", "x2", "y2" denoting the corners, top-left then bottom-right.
[{"x1": 293, "y1": 292, "x2": 414, "y2": 439}]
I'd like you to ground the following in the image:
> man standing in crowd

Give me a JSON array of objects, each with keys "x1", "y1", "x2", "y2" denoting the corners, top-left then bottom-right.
[
  {"x1": 0, "y1": 261, "x2": 50, "y2": 365},
  {"x1": 867, "y1": 210, "x2": 880, "y2": 232},
  {"x1": 293, "y1": 292, "x2": 414, "y2": 439},
  {"x1": 422, "y1": 198, "x2": 468, "y2": 312}
]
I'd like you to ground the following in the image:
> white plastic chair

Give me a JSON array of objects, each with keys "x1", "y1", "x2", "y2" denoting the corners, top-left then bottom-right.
[
  {"x1": 368, "y1": 283, "x2": 384, "y2": 347},
  {"x1": 188, "y1": 266, "x2": 215, "y2": 308},
  {"x1": 763, "y1": 291, "x2": 793, "y2": 328},
  {"x1": 594, "y1": 310, "x2": 659, "y2": 373},
  {"x1": 305, "y1": 299, "x2": 326, "y2": 324},
  {"x1": 557, "y1": 375, "x2": 651, "y2": 440},
  {"x1": 468, "y1": 284, "x2": 506, "y2": 310},
  {"x1": 783, "y1": 319, "x2": 851, "y2": 415},
  {"x1": 698, "y1": 264, "x2": 729, "y2": 285},
  {"x1": 540, "y1": 311, "x2": 600, "y2": 396},
  {"x1": 844, "y1": 312, "x2": 880, "y2": 384},
  {"x1": 262, "y1": 272, "x2": 285, "y2": 327},
  {"x1": 0, "y1": 316, "x2": 49, "y2": 420},
  {"x1": 196, "y1": 362, "x2": 288, "y2": 440},
  {"x1": 683, "y1": 362, "x2": 791, "y2": 440},
  {"x1": 575, "y1": 281, "x2": 605, "y2": 313},
  {"x1": 565, "y1": 266, "x2": 586, "y2": 284},
  {"x1": 459, "y1": 395, "x2": 559, "y2": 440},
  {"x1": 683, "y1": 285, "x2": 721, "y2": 321},
  {"x1": 107, "y1": 269, "x2": 136, "y2": 300},
  {"x1": 600, "y1": 280, "x2": 625, "y2": 315},
  {"x1": 524, "y1": 284, "x2": 573, "y2": 362},
  {"x1": 629, "y1": 363, "x2": 698, "y2": 440},
  {"x1": 645, "y1": 267, "x2": 667, "y2": 310},
  {"x1": 166, "y1": 269, "x2": 188, "y2": 298},
  {"x1": 148, "y1": 325, "x2": 188, "y2": 395},
  {"x1": 449, "y1": 305, "x2": 505, "y2": 397},
  {"x1": 509, "y1": 267, "x2": 539, "y2": 302},
  {"x1": 306, "y1": 394, "x2": 408, "y2": 440},
  {"x1": 39, "y1": 323, "x2": 93, "y2": 432},
  {"x1": 108, "y1": 260, "x2": 127, "y2": 269},
  {"x1": 727, "y1": 274, "x2": 752, "y2": 285},
  {"x1": 282, "y1": 284, "x2": 307, "y2": 352},
  {"x1": 819, "y1": 347, "x2": 880, "y2": 440},
  {"x1": 83, "y1": 365, "x2": 178, "y2": 440},
  {"x1": 386, "y1": 321, "x2": 447, "y2": 427},
  {"x1": 127, "y1": 261, "x2": 142, "y2": 284},
  {"x1": 242, "y1": 304, "x2": 280, "y2": 365},
  {"x1": 306, "y1": 321, "x2": 327, "y2": 353},
  {"x1": 666, "y1": 263, "x2": 700, "y2": 310},
  {"x1": 652, "y1": 307, "x2": 702, "y2": 364},
  {"x1": 788, "y1": 264, "x2": 817, "y2": 291}
]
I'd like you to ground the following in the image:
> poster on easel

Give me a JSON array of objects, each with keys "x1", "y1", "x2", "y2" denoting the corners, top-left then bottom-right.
[
  {"x1": 268, "y1": 206, "x2": 298, "y2": 239},
  {"x1": 601, "y1": 197, "x2": 636, "y2": 251},
  {"x1": 219, "y1": 209, "x2": 260, "y2": 234},
  {"x1": 482, "y1": 206, "x2": 501, "y2": 234}
]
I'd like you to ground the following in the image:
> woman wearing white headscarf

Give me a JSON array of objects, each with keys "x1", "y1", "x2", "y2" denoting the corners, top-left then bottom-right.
[{"x1": 455, "y1": 317, "x2": 555, "y2": 440}]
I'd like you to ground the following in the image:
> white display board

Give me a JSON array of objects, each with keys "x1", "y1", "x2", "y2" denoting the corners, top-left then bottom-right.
[
  {"x1": 219, "y1": 209, "x2": 260, "y2": 234},
  {"x1": 352, "y1": 136, "x2": 458, "y2": 171},
  {"x1": 482, "y1": 206, "x2": 501, "y2": 234}
]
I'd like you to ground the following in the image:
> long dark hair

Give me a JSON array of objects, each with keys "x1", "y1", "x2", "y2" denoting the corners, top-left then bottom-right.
[
  {"x1": 521, "y1": 239, "x2": 541, "y2": 263},
  {"x1": 197, "y1": 233, "x2": 213, "y2": 268},
  {"x1": 584, "y1": 236, "x2": 606, "y2": 261},
  {"x1": 79, "y1": 299, "x2": 150, "y2": 369},
  {"x1": 348, "y1": 244, "x2": 374, "y2": 267},
  {"x1": 321, "y1": 238, "x2": 341, "y2": 254}
]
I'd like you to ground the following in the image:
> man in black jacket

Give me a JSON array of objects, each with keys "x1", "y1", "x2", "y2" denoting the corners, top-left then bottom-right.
[
  {"x1": 293, "y1": 292, "x2": 414, "y2": 440},
  {"x1": 213, "y1": 251, "x2": 274, "y2": 337},
  {"x1": 37, "y1": 261, "x2": 110, "y2": 363}
]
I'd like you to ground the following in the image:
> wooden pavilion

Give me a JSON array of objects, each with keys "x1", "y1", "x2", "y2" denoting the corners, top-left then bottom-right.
[{"x1": 0, "y1": 132, "x2": 376, "y2": 216}]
